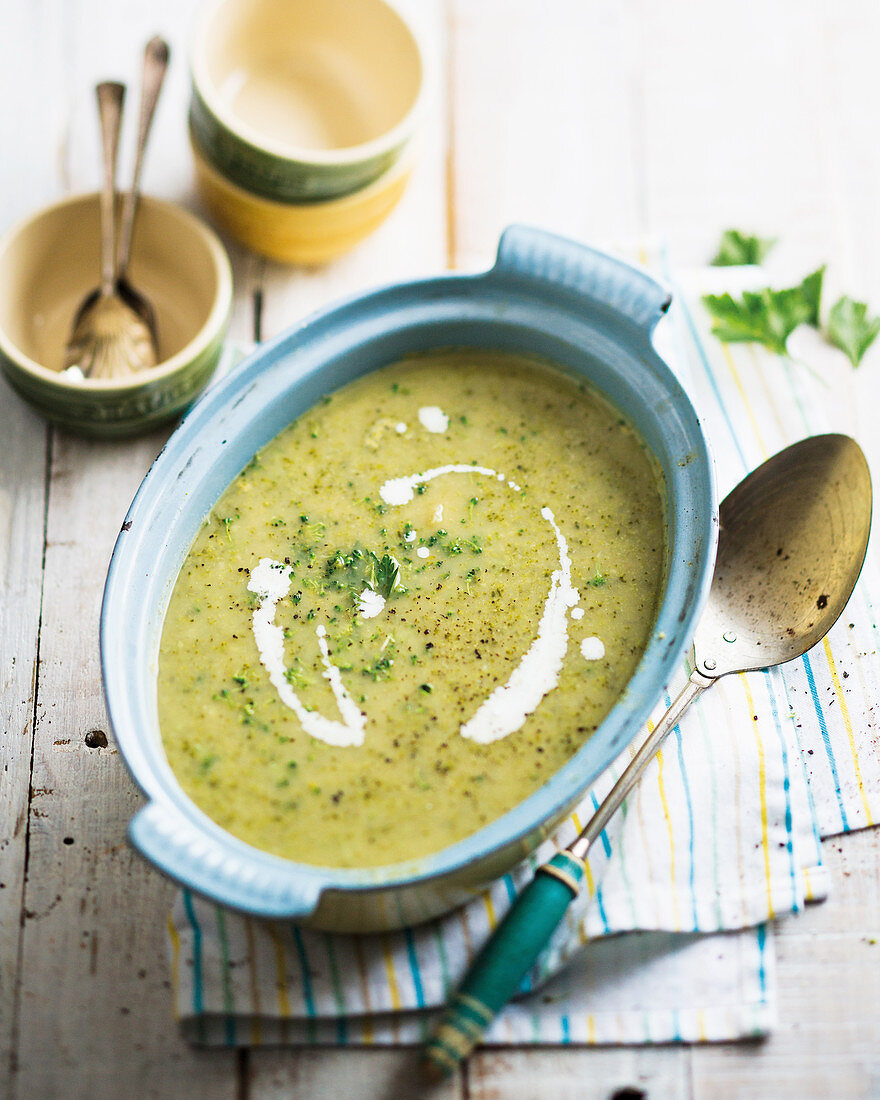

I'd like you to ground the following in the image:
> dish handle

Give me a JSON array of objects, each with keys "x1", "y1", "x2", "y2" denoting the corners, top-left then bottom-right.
[
  {"x1": 492, "y1": 224, "x2": 672, "y2": 335},
  {"x1": 130, "y1": 800, "x2": 323, "y2": 920}
]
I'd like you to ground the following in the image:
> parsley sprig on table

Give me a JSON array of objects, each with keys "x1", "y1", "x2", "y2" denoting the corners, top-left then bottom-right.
[
  {"x1": 703, "y1": 268, "x2": 823, "y2": 356},
  {"x1": 827, "y1": 297, "x2": 880, "y2": 368},
  {"x1": 703, "y1": 229, "x2": 880, "y2": 367},
  {"x1": 711, "y1": 229, "x2": 777, "y2": 267}
]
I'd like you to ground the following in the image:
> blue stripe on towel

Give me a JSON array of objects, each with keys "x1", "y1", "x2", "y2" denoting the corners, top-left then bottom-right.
[
  {"x1": 323, "y1": 933, "x2": 348, "y2": 1045},
  {"x1": 761, "y1": 670, "x2": 798, "y2": 911},
  {"x1": 802, "y1": 650, "x2": 848, "y2": 831},
  {"x1": 291, "y1": 925, "x2": 317, "y2": 1042},
  {"x1": 671, "y1": 714, "x2": 699, "y2": 928},
  {"x1": 182, "y1": 891, "x2": 205, "y2": 1044},
  {"x1": 404, "y1": 927, "x2": 426, "y2": 1010},
  {"x1": 588, "y1": 790, "x2": 612, "y2": 933},
  {"x1": 756, "y1": 922, "x2": 768, "y2": 998}
]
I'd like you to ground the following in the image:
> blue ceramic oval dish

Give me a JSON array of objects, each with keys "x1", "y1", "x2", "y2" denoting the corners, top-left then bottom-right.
[{"x1": 102, "y1": 226, "x2": 716, "y2": 932}]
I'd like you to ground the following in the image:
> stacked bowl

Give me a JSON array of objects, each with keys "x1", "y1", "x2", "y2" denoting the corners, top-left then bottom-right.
[{"x1": 189, "y1": 0, "x2": 427, "y2": 264}]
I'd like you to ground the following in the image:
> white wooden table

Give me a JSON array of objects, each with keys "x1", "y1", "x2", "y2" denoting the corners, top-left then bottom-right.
[{"x1": 4, "y1": 2, "x2": 880, "y2": 1096}]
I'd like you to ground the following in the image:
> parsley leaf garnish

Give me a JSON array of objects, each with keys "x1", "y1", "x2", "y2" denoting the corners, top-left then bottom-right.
[
  {"x1": 367, "y1": 552, "x2": 405, "y2": 599},
  {"x1": 711, "y1": 229, "x2": 777, "y2": 267},
  {"x1": 827, "y1": 296, "x2": 880, "y2": 367},
  {"x1": 702, "y1": 267, "x2": 824, "y2": 355},
  {"x1": 324, "y1": 547, "x2": 405, "y2": 603}
]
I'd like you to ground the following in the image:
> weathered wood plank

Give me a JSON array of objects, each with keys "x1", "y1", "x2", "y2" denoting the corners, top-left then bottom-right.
[
  {"x1": 468, "y1": 1048, "x2": 689, "y2": 1100},
  {"x1": 447, "y1": 0, "x2": 645, "y2": 272},
  {"x1": 10, "y1": 0, "x2": 241, "y2": 1095},
  {"x1": 11, "y1": 429, "x2": 245, "y2": 1100},
  {"x1": 249, "y1": 1048, "x2": 462, "y2": 1100},
  {"x1": 691, "y1": 832, "x2": 880, "y2": 1097},
  {"x1": 0, "y1": 0, "x2": 66, "y2": 1088},
  {"x1": 0, "y1": 389, "x2": 49, "y2": 1083}
]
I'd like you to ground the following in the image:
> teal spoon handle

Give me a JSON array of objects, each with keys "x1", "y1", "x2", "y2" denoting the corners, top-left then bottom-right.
[{"x1": 422, "y1": 850, "x2": 586, "y2": 1076}]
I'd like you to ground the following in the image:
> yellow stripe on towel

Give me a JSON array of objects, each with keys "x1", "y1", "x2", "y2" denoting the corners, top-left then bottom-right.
[
  {"x1": 741, "y1": 674, "x2": 774, "y2": 919},
  {"x1": 721, "y1": 343, "x2": 768, "y2": 457},
  {"x1": 353, "y1": 938, "x2": 375, "y2": 1043},
  {"x1": 382, "y1": 937, "x2": 403, "y2": 1011},
  {"x1": 655, "y1": 746, "x2": 681, "y2": 931},
  {"x1": 823, "y1": 636, "x2": 874, "y2": 825},
  {"x1": 267, "y1": 924, "x2": 291, "y2": 1020},
  {"x1": 167, "y1": 915, "x2": 181, "y2": 1022}
]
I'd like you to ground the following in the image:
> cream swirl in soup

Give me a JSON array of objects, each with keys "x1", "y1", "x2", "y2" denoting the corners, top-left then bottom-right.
[{"x1": 157, "y1": 351, "x2": 666, "y2": 867}]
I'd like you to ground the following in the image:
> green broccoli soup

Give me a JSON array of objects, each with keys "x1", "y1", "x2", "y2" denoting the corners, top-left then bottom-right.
[{"x1": 157, "y1": 350, "x2": 666, "y2": 867}]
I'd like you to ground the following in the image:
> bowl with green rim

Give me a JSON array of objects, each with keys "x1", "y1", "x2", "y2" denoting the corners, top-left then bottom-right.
[
  {"x1": 0, "y1": 193, "x2": 232, "y2": 438},
  {"x1": 190, "y1": 0, "x2": 427, "y2": 203}
]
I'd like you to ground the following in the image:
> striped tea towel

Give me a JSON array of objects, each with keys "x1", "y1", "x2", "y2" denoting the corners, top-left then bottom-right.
[{"x1": 168, "y1": 263, "x2": 879, "y2": 1046}]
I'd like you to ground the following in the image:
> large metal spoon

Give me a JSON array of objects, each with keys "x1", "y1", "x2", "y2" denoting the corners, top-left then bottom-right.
[{"x1": 423, "y1": 433, "x2": 872, "y2": 1077}]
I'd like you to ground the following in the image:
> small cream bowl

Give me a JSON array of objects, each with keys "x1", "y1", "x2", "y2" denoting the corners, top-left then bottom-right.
[
  {"x1": 0, "y1": 193, "x2": 232, "y2": 438},
  {"x1": 190, "y1": 0, "x2": 426, "y2": 203}
]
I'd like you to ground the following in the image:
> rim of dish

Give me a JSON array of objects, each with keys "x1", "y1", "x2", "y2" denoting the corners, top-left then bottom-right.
[
  {"x1": 102, "y1": 266, "x2": 717, "y2": 904},
  {"x1": 189, "y1": 122, "x2": 420, "y2": 210},
  {"x1": 0, "y1": 192, "x2": 233, "y2": 392},
  {"x1": 190, "y1": 0, "x2": 428, "y2": 168}
]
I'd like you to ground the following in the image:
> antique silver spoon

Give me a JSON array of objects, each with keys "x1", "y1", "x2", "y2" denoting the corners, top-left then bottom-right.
[
  {"x1": 63, "y1": 81, "x2": 154, "y2": 379},
  {"x1": 423, "y1": 432, "x2": 872, "y2": 1077},
  {"x1": 114, "y1": 36, "x2": 170, "y2": 347},
  {"x1": 64, "y1": 38, "x2": 169, "y2": 379}
]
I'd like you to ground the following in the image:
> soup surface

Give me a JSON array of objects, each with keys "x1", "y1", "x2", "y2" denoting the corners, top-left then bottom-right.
[{"x1": 158, "y1": 351, "x2": 666, "y2": 867}]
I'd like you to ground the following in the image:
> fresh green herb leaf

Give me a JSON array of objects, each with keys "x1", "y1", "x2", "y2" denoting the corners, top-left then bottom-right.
[
  {"x1": 702, "y1": 267, "x2": 825, "y2": 355},
  {"x1": 324, "y1": 547, "x2": 404, "y2": 603},
  {"x1": 710, "y1": 229, "x2": 777, "y2": 267},
  {"x1": 827, "y1": 295, "x2": 880, "y2": 367},
  {"x1": 799, "y1": 267, "x2": 824, "y2": 326},
  {"x1": 367, "y1": 552, "x2": 405, "y2": 599}
]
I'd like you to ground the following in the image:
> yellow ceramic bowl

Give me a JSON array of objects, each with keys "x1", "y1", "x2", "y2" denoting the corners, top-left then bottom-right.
[
  {"x1": 190, "y1": 0, "x2": 426, "y2": 203},
  {"x1": 191, "y1": 129, "x2": 414, "y2": 264},
  {"x1": 0, "y1": 194, "x2": 232, "y2": 438}
]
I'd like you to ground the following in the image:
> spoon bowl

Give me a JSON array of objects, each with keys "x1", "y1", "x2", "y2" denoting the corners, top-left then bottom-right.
[
  {"x1": 694, "y1": 434, "x2": 872, "y2": 678},
  {"x1": 63, "y1": 80, "x2": 158, "y2": 379},
  {"x1": 424, "y1": 432, "x2": 872, "y2": 1077}
]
